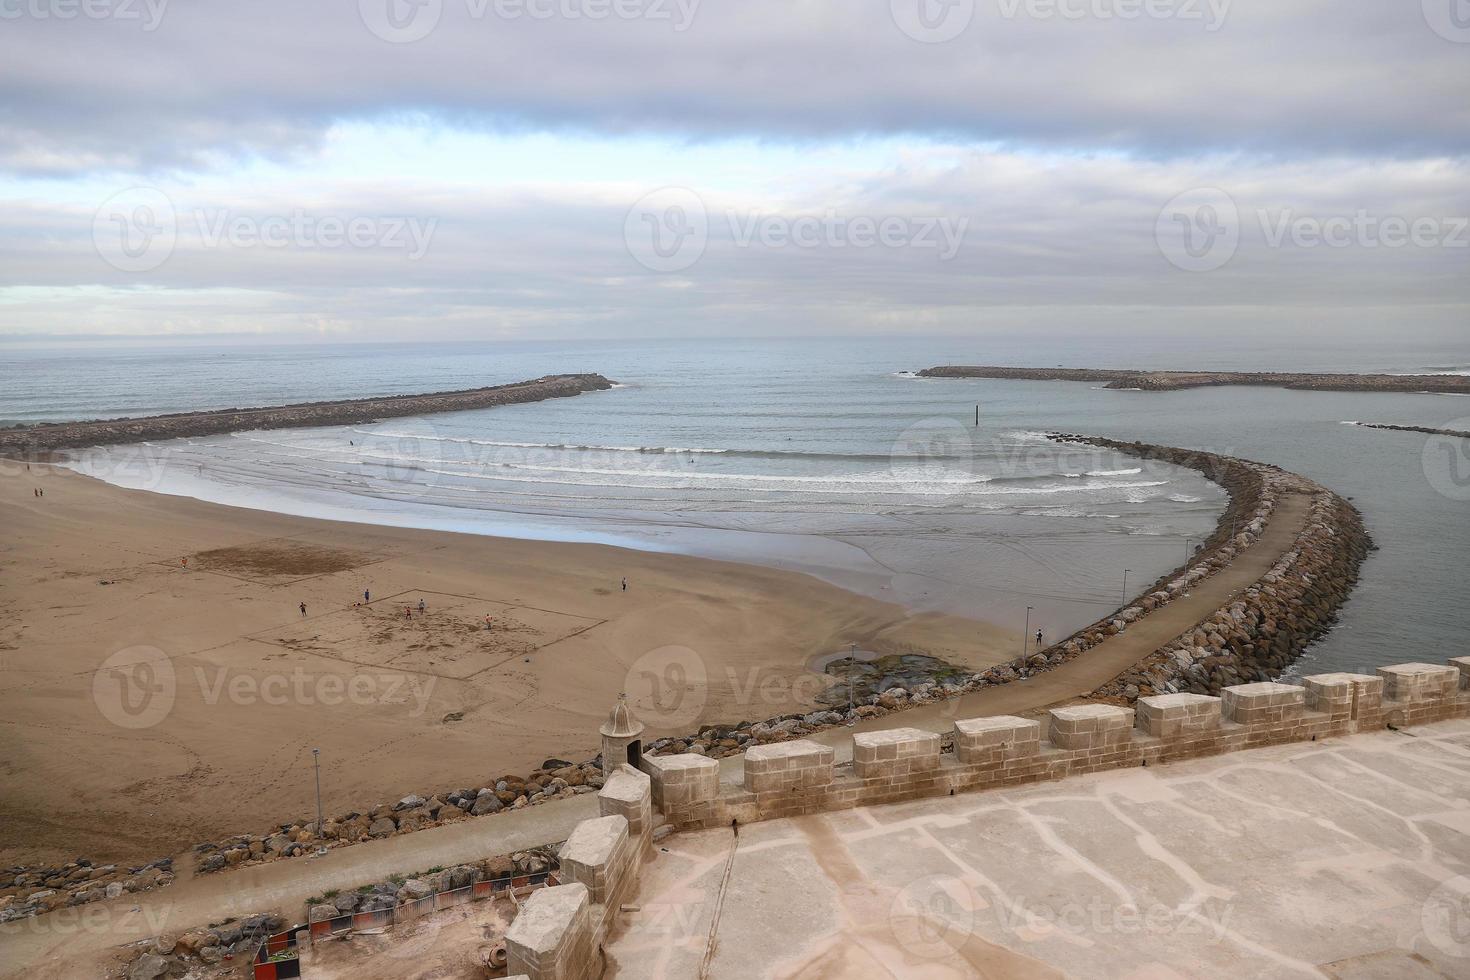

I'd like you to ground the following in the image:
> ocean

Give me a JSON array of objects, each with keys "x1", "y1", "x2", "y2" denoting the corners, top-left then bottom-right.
[{"x1": 5, "y1": 335, "x2": 1467, "y2": 675}]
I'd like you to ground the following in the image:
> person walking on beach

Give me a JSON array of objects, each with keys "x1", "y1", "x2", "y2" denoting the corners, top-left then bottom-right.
[
  {"x1": 1035, "y1": 628, "x2": 1044, "y2": 648},
  {"x1": 363, "y1": 589, "x2": 370, "y2": 603},
  {"x1": 621, "y1": 577, "x2": 627, "y2": 592},
  {"x1": 484, "y1": 614, "x2": 493, "y2": 630},
  {"x1": 299, "y1": 602, "x2": 307, "y2": 617},
  {"x1": 417, "y1": 598, "x2": 426, "y2": 615}
]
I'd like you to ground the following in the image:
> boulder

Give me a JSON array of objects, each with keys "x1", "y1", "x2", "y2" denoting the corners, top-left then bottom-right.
[{"x1": 127, "y1": 953, "x2": 171, "y2": 980}]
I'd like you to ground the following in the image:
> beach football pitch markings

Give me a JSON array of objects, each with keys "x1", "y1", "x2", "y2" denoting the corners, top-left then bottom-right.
[{"x1": 245, "y1": 589, "x2": 605, "y2": 680}]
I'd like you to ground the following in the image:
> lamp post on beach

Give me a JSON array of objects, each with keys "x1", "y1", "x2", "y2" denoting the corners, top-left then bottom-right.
[
  {"x1": 848, "y1": 643, "x2": 856, "y2": 719},
  {"x1": 1122, "y1": 569, "x2": 1131, "y2": 607},
  {"x1": 312, "y1": 748, "x2": 323, "y2": 839},
  {"x1": 1023, "y1": 606, "x2": 1033, "y2": 656}
]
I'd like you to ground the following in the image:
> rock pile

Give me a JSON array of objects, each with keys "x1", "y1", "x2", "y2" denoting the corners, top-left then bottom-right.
[
  {"x1": 0, "y1": 857, "x2": 173, "y2": 923},
  {"x1": 305, "y1": 848, "x2": 557, "y2": 921},
  {"x1": 124, "y1": 913, "x2": 286, "y2": 979},
  {"x1": 0, "y1": 374, "x2": 615, "y2": 456},
  {"x1": 1046, "y1": 435, "x2": 1371, "y2": 699},
  {"x1": 189, "y1": 761, "x2": 606, "y2": 875}
]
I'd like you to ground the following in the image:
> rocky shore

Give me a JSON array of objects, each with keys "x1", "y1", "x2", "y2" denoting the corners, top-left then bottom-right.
[
  {"x1": 0, "y1": 374, "x2": 615, "y2": 457},
  {"x1": 1348, "y1": 421, "x2": 1470, "y2": 438},
  {"x1": 0, "y1": 856, "x2": 174, "y2": 923},
  {"x1": 917, "y1": 365, "x2": 1470, "y2": 394}
]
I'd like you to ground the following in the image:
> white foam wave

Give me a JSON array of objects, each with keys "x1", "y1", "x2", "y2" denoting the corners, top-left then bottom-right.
[
  {"x1": 359, "y1": 430, "x2": 730, "y2": 454},
  {"x1": 1087, "y1": 467, "x2": 1142, "y2": 477}
]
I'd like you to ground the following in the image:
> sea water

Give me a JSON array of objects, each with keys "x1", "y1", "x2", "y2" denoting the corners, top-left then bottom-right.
[{"x1": 5, "y1": 334, "x2": 1466, "y2": 673}]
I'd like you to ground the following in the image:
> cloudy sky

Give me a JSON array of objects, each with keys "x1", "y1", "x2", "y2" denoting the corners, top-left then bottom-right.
[{"x1": 0, "y1": 0, "x2": 1466, "y2": 342}]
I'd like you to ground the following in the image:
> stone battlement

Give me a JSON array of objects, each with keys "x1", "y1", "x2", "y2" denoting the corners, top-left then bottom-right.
[
  {"x1": 652, "y1": 657, "x2": 1470, "y2": 830},
  {"x1": 507, "y1": 659, "x2": 1470, "y2": 979},
  {"x1": 505, "y1": 764, "x2": 652, "y2": 980}
]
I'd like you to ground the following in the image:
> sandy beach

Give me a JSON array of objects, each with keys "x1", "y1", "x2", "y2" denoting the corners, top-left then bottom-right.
[{"x1": 0, "y1": 463, "x2": 1011, "y2": 869}]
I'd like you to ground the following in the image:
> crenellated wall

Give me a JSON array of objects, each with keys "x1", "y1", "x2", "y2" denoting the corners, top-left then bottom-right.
[
  {"x1": 505, "y1": 764, "x2": 652, "y2": 980},
  {"x1": 505, "y1": 661, "x2": 1468, "y2": 978},
  {"x1": 650, "y1": 658, "x2": 1470, "y2": 831}
]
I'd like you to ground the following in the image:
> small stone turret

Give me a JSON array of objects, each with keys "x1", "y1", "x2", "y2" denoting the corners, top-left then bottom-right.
[{"x1": 599, "y1": 694, "x2": 645, "y2": 774}]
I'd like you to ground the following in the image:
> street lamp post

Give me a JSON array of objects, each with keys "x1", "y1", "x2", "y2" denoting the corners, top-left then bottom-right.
[
  {"x1": 848, "y1": 642, "x2": 856, "y2": 718},
  {"x1": 1122, "y1": 569, "x2": 1131, "y2": 607},
  {"x1": 1023, "y1": 606, "x2": 1033, "y2": 657},
  {"x1": 312, "y1": 748, "x2": 323, "y2": 839}
]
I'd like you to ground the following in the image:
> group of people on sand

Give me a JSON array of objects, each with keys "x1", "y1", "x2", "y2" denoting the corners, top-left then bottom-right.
[
  {"x1": 297, "y1": 579, "x2": 634, "y2": 628},
  {"x1": 31, "y1": 487, "x2": 44, "y2": 497}
]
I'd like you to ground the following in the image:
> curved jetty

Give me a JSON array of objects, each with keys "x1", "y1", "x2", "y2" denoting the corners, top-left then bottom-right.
[
  {"x1": 0, "y1": 374, "x2": 615, "y2": 456},
  {"x1": 917, "y1": 365, "x2": 1470, "y2": 393}
]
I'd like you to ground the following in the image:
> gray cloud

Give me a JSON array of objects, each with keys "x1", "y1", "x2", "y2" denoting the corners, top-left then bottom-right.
[
  {"x1": 1, "y1": 0, "x2": 1467, "y2": 174},
  {"x1": 2, "y1": 149, "x2": 1464, "y2": 338}
]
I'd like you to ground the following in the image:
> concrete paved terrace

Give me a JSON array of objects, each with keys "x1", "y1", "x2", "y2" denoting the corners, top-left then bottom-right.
[{"x1": 607, "y1": 719, "x2": 1470, "y2": 978}]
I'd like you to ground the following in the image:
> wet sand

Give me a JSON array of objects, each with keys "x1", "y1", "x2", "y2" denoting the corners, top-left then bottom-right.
[{"x1": 0, "y1": 463, "x2": 1011, "y2": 868}]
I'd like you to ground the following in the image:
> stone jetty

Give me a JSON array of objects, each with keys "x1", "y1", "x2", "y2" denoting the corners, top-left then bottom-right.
[
  {"x1": 917, "y1": 365, "x2": 1470, "y2": 394},
  {"x1": 1047, "y1": 434, "x2": 1373, "y2": 700},
  {"x1": 0, "y1": 373, "x2": 615, "y2": 457}
]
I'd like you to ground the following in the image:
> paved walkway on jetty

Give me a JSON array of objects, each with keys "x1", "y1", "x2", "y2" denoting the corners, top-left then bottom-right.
[{"x1": 0, "y1": 494, "x2": 1313, "y2": 978}]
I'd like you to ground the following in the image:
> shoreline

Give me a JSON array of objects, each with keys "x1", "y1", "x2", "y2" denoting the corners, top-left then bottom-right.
[
  {"x1": 917, "y1": 365, "x2": 1470, "y2": 393},
  {"x1": 0, "y1": 433, "x2": 1374, "y2": 937},
  {"x1": 0, "y1": 374, "x2": 614, "y2": 456},
  {"x1": 0, "y1": 463, "x2": 1009, "y2": 871}
]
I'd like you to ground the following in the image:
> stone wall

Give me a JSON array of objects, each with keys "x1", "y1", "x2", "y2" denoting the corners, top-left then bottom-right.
[
  {"x1": 647, "y1": 657, "x2": 1470, "y2": 831},
  {"x1": 506, "y1": 764, "x2": 653, "y2": 980}
]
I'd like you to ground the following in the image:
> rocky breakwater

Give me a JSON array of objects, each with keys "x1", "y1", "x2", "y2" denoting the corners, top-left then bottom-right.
[
  {"x1": 0, "y1": 374, "x2": 615, "y2": 457},
  {"x1": 917, "y1": 366, "x2": 1470, "y2": 394},
  {"x1": 1350, "y1": 422, "x2": 1470, "y2": 439},
  {"x1": 1048, "y1": 434, "x2": 1373, "y2": 699},
  {"x1": 0, "y1": 856, "x2": 174, "y2": 923},
  {"x1": 186, "y1": 760, "x2": 608, "y2": 876}
]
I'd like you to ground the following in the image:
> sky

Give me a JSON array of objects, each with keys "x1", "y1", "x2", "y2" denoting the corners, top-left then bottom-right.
[{"x1": 0, "y1": 0, "x2": 1466, "y2": 343}]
